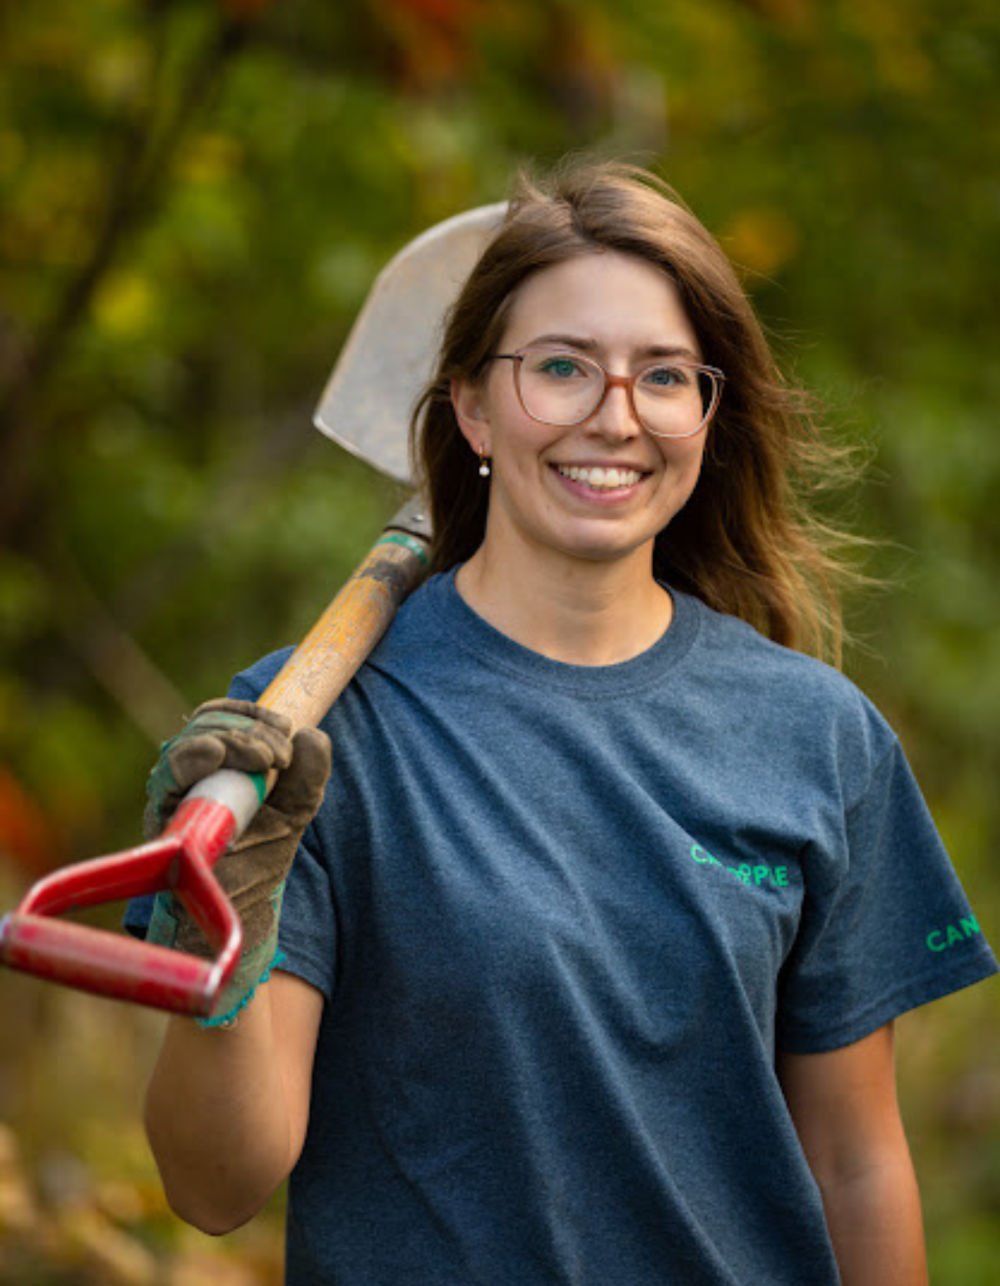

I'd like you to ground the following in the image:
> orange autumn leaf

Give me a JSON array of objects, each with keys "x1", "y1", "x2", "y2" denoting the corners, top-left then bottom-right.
[{"x1": 0, "y1": 766, "x2": 67, "y2": 880}]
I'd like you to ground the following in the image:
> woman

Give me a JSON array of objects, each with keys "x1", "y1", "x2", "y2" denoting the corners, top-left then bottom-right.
[{"x1": 134, "y1": 161, "x2": 998, "y2": 1285}]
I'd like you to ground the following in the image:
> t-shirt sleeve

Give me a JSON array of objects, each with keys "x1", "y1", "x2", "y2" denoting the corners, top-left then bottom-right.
[
  {"x1": 274, "y1": 823, "x2": 338, "y2": 1000},
  {"x1": 777, "y1": 738, "x2": 998, "y2": 1054}
]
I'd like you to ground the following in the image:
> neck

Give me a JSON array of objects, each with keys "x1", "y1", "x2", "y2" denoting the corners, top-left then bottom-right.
[{"x1": 455, "y1": 540, "x2": 673, "y2": 667}]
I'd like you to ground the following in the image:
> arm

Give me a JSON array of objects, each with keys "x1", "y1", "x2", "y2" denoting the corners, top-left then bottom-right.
[
  {"x1": 139, "y1": 698, "x2": 331, "y2": 1231},
  {"x1": 144, "y1": 969, "x2": 323, "y2": 1234},
  {"x1": 777, "y1": 1023, "x2": 928, "y2": 1286}
]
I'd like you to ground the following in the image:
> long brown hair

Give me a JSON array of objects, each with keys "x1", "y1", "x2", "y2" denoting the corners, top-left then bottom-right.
[{"x1": 411, "y1": 160, "x2": 866, "y2": 665}]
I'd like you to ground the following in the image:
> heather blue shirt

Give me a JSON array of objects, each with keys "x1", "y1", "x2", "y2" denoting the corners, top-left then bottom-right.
[{"x1": 131, "y1": 572, "x2": 998, "y2": 1284}]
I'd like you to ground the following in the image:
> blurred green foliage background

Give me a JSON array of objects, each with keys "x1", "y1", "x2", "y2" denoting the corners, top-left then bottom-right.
[{"x1": 1, "y1": 0, "x2": 998, "y2": 1281}]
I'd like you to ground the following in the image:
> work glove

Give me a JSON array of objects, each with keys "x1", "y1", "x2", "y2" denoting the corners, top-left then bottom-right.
[{"x1": 143, "y1": 698, "x2": 331, "y2": 1025}]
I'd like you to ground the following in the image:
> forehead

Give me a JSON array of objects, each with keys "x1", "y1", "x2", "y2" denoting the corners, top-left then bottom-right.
[{"x1": 498, "y1": 250, "x2": 700, "y2": 355}]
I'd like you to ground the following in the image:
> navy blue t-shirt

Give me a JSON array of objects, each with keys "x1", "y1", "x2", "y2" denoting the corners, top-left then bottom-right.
[{"x1": 132, "y1": 572, "x2": 998, "y2": 1285}]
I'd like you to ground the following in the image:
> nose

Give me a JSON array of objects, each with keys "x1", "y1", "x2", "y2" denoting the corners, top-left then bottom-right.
[{"x1": 588, "y1": 377, "x2": 641, "y2": 441}]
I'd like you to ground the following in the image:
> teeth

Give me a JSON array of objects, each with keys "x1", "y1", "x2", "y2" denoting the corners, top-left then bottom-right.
[{"x1": 556, "y1": 465, "x2": 642, "y2": 490}]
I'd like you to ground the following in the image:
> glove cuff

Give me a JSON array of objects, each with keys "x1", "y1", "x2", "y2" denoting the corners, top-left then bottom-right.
[
  {"x1": 146, "y1": 885, "x2": 286, "y2": 1026},
  {"x1": 197, "y1": 942, "x2": 287, "y2": 1029}
]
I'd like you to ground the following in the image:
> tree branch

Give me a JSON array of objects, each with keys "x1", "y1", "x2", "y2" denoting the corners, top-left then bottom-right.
[
  {"x1": 39, "y1": 534, "x2": 190, "y2": 747},
  {"x1": 0, "y1": 16, "x2": 249, "y2": 542}
]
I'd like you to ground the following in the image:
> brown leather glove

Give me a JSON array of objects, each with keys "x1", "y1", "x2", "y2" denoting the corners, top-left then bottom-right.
[{"x1": 144, "y1": 698, "x2": 331, "y2": 1023}]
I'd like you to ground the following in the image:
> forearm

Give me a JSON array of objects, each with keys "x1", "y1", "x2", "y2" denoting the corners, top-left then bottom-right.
[
  {"x1": 144, "y1": 984, "x2": 294, "y2": 1234},
  {"x1": 820, "y1": 1155, "x2": 928, "y2": 1286}
]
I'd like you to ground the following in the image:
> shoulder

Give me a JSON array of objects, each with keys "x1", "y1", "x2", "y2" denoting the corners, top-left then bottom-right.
[
  {"x1": 677, "y1": 592, "x2": 899, "y2": 808},
  {"x1": 228, "y1": 646, "x2": 297, "y2": 703},
  {"x1": 224, "y1": 571, "x2": 454, "y2": 707}
]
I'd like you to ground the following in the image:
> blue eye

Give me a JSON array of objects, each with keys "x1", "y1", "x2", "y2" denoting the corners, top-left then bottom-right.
[{"x1": 643, "y1": 365, "x2": 688, "y2": 389}]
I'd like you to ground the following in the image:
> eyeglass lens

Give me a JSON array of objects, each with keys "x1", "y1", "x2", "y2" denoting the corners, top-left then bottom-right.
[{"x1": 516, "y1": 350, "x2": 717, "y2": 437}]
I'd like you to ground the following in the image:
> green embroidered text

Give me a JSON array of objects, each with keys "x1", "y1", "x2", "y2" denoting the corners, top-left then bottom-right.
[
  {"x1": 690, "y1": 844, "x2": 789, "y2": 890},
  {"x1": 926, "y1": 916, "x2": 981, "y2": 952}
]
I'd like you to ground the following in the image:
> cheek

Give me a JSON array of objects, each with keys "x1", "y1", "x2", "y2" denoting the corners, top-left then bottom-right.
[
  {"x1": 660, "y1": 434, "x2": 708, "y2": 478},
  {"x1": 490, "y1": 402, "x2": 555, "y2": 465}
]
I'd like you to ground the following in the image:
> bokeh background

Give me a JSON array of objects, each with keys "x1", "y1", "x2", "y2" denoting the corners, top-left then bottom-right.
[{"x1": 2, "y1": 1, "x2": 999, "y2": 1282}]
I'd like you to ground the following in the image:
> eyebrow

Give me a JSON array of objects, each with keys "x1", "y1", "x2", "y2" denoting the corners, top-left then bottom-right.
[{"x1": 522, "y1": 333, "x2": 703, "y2": 362}]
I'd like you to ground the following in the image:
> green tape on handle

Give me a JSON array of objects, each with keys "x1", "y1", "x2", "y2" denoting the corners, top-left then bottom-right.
[{"x1": 376, "y1": 532, "x2": 430, "y2": 566}]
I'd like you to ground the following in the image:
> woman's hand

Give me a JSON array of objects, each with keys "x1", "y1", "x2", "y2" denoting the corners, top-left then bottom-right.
[{"x1": 144, "y1": 698, "x2": 331, "y2": 1022}]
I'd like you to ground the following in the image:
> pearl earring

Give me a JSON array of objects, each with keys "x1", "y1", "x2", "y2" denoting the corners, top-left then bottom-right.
[{"x1": 478, "y1": 452, "x2": 491, "y2": 478}]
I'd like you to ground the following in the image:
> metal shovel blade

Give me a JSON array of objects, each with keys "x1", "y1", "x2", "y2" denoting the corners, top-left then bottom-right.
[{"x1": 313, "y1": 203, "x2": 507, "y2": 486}]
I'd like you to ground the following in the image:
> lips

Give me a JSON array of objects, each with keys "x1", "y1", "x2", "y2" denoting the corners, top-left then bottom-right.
[{"x1": 554, "y1": 464, "x2": 644, "y2": 491}]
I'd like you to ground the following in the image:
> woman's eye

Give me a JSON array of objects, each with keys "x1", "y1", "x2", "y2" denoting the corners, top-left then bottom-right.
[
  {"x1": 644, "y1": 365, "x2": 687, "y2": 389},
  {"x1": 538, "y1": 357, "x2": 583, "y2": 379}
]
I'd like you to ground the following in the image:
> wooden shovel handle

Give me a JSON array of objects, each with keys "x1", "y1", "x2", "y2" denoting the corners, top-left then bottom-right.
[{"x1": 257, "y1": 497, "x2": 430, "y2": 733}]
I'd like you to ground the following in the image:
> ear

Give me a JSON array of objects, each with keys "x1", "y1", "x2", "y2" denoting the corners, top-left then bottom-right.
[{"x1": 451, "y1": 377, "x2": 492, "y2": 458}]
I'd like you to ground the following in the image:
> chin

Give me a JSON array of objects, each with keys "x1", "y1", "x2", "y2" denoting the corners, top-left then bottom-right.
[{"x1": 550, "y1": 532, "x2": 658, "y2": 568}]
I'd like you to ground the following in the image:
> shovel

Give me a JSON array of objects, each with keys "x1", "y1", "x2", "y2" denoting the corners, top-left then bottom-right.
[{"x1": 0, "y1": 201, "x2": 506, "y2": 1018}]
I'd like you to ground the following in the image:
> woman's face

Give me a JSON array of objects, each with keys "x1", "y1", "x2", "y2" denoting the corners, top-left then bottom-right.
[{"x1": 452, "y1": 250, "x2": 712, "y2": 577}]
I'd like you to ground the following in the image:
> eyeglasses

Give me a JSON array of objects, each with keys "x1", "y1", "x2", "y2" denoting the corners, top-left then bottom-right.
[{"x1": 490, "y1": 347, "x2": 725, "y2": 439}]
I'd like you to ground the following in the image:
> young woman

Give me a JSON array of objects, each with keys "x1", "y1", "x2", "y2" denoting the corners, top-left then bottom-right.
[{"x1": 133, "y1": 161, "x2": 998, "y2": 1285}]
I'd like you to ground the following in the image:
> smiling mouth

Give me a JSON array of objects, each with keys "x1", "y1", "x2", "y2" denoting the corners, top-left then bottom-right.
[{"x1": 555, "y1": 464, "x2": 644, "y2": 491}]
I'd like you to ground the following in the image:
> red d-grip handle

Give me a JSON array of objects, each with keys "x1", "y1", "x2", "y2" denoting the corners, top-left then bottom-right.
[
  {"x1": 0, "y1": 795, "x2": 242, "y2": 1017},
  {"x1": 0, "y1": 918, "x2": 223, "y2": 1014}
]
